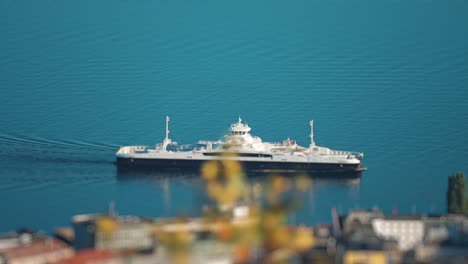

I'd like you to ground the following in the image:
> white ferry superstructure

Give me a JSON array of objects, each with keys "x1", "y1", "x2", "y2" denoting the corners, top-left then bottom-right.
[{"x1": 116, "y1": 117, "x2": 365, "y2": 176}]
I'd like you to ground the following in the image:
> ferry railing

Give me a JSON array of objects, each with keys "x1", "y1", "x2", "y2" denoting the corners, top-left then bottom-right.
[
  {"x1": 329, "y1": 150, "x2": 364, "y2": 160},
  {"x1": 197, "y1": 140, "x2": 224, "y2": 145}
]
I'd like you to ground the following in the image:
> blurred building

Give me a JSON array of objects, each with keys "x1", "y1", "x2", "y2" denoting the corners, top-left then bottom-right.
[
  {"x1": 343, "y1": 250, "x2": 388, "y2": 264},
  {"x1": 301, "y1": 224, "x2": 335, "y2": 264},
  {"x1": 372, "y1": 215, "x2": 425, "y2": 251},
  {"x1": 72, "y1": 214, "x2": 155, "y2": 253},
  {"x1": 0, "y1": 238, "x2": 73, "y2": 264},
  {"x1": 412, "y1": 215, "x2": 468, "y2": 263},
  {"x1": 0, "y1": 229, "x2": 47, "y2": 252},
  {"x1": 52, "y1": 249, "x2": 119, "y2": 264},
  {"x1": 335, "y1": 209, "x2": 468, "y2": 264},
  {"x1": 0, "y1": 230, "x2": 35, "y2": 251},
  {"x1": 73, "y1": 214, "x2": 99, "y2": 250}
]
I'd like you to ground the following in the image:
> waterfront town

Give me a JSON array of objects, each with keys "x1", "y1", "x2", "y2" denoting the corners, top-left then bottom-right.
[
  {"x1": 1, "y1": 172, "x2": 468, "y2": 264},
  {"x1": 0, "y1": 206, "x2": 467, "y2": 264}
]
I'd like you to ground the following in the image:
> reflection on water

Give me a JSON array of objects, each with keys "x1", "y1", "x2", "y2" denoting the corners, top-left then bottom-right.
[
  {"x1": 115, "y1": 169, "x2": 363, "y2": 226},
  {"x1": 116, "y1": 168, "x2": 364, "y2": 181},
  {"x1": 116, "y1": 170, "x2": 201, "y2": 182}
]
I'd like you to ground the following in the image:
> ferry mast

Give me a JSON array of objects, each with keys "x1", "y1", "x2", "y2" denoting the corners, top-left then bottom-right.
[
  {"x1": 310, "y1": 120, "x2": 315, "y2": 148},
  {"x1": 162, "y1": 116, "x2": 172, "y2": 151}
]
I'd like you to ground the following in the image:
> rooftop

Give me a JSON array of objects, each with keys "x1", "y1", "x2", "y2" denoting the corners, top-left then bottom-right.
[
  {"x1": 1, "y1": 238, "x2": 71, "y2": 259},
  {"x1": 53, "y1": 249, "x2": 116, "y2": 264}
]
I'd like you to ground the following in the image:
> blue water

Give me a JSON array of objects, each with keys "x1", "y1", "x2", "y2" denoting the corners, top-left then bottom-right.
[{"x1": 1, "y1": 0, "x2": 467, "y2": 232}]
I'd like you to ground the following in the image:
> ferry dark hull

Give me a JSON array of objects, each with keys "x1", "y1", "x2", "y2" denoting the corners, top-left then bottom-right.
[{"x1": 116, "y1": 157, "x2": 364, "y2": 178}]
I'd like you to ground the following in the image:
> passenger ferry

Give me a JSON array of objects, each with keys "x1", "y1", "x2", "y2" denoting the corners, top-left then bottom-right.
[{"x1": 116, "y1": 117, "x2": 365, "y2": 177}]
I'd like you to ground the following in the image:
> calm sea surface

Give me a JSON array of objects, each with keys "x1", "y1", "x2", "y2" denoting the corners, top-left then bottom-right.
[{"x1": 0, "y1": 0, "x2": 467, "y2": 232}]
